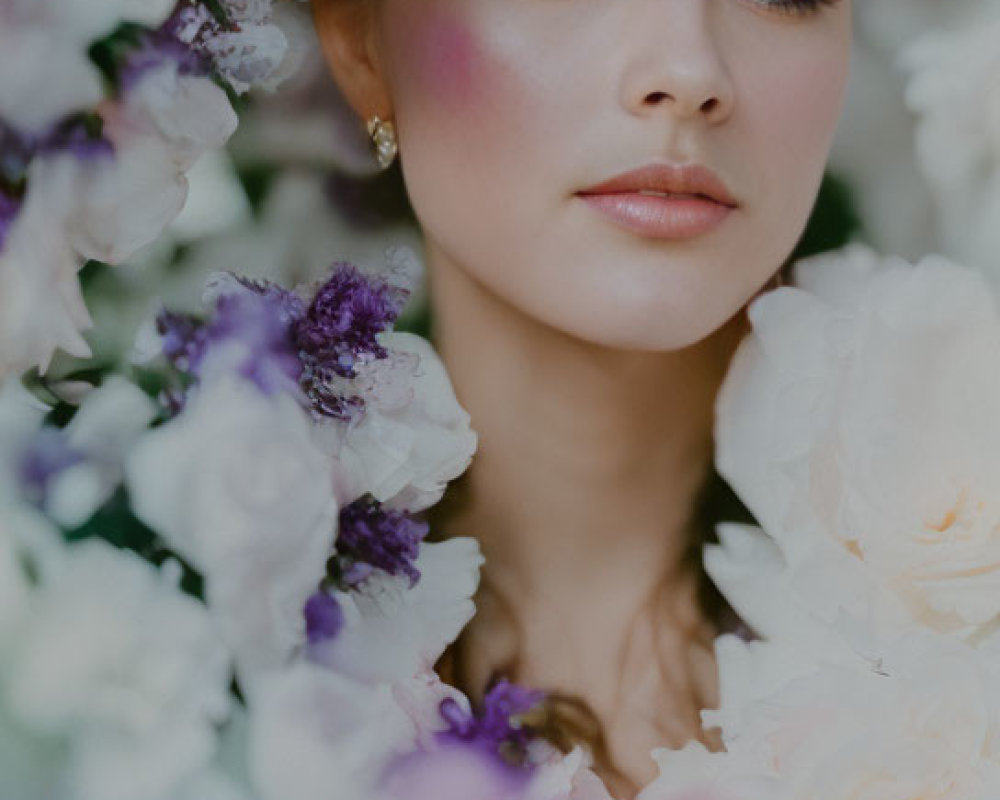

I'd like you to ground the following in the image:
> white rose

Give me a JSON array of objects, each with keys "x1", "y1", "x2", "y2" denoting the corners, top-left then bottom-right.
[
  {"x1": 0, "y1": 169, "x2": 91, "y2": 381},
  {"x1": 124, "y1": 63, "x2": 239, "y2": 172},
  {"x1": 322, "y1": 332, "x2": 478, "y2": 512},
  {"x1": 638, "y1": 741, "x2": 776, "y2": 800},
  {"x1": 246, "y1": 661, "x2": 416, "y2": 800},
  {"x1": 37, "y1": 118, "x2": 187, "y2": 266},
  {"x1": 717, "y1": 245, "x2": 1000, "y2": 638},
  {"x1": 127, "y1": 375, "x2": 338, "y2": 677},
  {"x1": 705, "y1": 633, "x2": 1000, "y2": 800},
  {"x1": 0, "y1": 0, "x2": 174, "y2": 133},
  {"x1": 0, "y1": 24, "x2": 101, "y2": 133},
  {"x1": 4, "y1": 539, "x2": 232, "y2": 800},
  {"x1": 43, "y1": 377, "x2": 156, "y2": 528},
  {"x1": 309, "y1": 537, "x2": 483, "y2": 685}
]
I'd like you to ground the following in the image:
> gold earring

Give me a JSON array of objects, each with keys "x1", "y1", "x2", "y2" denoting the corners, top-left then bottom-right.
[{"x1": 366, "y1": 116, "x2": 398, "y2": 170}]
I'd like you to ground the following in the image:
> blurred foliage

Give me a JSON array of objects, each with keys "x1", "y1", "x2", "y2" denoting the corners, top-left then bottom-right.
[{"x1": 794, "y1": 171, "x2": 864, "y2": 260}]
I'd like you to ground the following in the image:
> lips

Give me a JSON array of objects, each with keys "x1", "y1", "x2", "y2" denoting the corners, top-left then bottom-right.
[
  {"x1": 577, "y1": 163, "x2": 739, "y2": 208},
  {"x1": 576, "y1": 163, "x2": 739, "y2": 240}
]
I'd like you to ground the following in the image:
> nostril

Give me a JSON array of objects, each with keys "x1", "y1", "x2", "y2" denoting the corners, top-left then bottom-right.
[
  {"x1": 644, "y1": 91, "x2": 671, "y2": 105},
  {"x1": 701, "y1": 97, "x2": 720, "y2": 114}
]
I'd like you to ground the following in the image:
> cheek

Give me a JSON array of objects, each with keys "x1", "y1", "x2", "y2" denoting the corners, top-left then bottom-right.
[
  {"x1": 380, "y1": 4, "x2": 544, "y2": 153},
  {"x1": 400, "y1": 11, "x2": 483, "y2": 108},
  {"x1": 755, "y1": 48, "x2": 849, "y2": 164}
]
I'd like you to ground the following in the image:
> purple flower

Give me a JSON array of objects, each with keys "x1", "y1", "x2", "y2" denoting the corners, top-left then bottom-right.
[
  {"x1": 209, "y1": 291, "x2": 304, "y2": 393},
  {"x1": 39, "y1": 115, "x2": 114, "y2": 161},
  {"x1": 437, "y1": 680, "x2": 547, "y2": 769},
  {"x1": 154, "y1": 266, "x2": 407, "y2": 419},
  {"x1": 0, "y1": 188, "x2": 22, "y2": 251},
  {"x1": 156, "y1": 277, "x2": 305, "y2": 401},
  {"x1": 162, "y1": 2, "x2": 230, "y2": 53},
  {"x1": 330, "y1": 496, "x2": 429, "y2": 588},
  {"x1": 295, "y1": 263, "x2": 409, "y2": 381},
  {"x1": 0, "y1": 115, "x2": 111, "y2": 197},
  {"x1": 17, "y1": 428, "x2": 87, "y2": 509},
  {"x1": 118, "y1": 27, "x2": 211, "y2": 93},
  {"x1": 157, "y1": 309, "x2": 208, "y2": 373},
  {"x1": 380, "y1": 744, "x2": 531, "y2": 800},
  {"x1": 230, "y1": 275, "x2": 308, "y2": 329},
  {"x1": 304, "y1": 590, "x2": 344, "y2": 644}
]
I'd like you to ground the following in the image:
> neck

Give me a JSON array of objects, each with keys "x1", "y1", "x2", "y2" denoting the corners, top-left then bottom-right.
[
  {"x1": 427, "y1": 239, "x2": 744, "y2": 605},
  {"x1": 425, "y1": 241, "x2": 746, "y2": 780}
]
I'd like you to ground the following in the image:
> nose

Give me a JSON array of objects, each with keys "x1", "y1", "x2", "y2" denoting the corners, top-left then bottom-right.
[{"x1": 620, "y1": 0, "x2": 735, "y2": 125}]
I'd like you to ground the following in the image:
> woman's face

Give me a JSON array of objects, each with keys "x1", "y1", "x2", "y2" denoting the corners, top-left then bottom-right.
[{"x1": 362, "y1": 0, "x2": 853, "y2": 350}]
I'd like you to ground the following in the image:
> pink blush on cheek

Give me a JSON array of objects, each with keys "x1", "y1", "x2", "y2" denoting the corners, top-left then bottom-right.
[{"x1": 408, "y1": 14, "x2": 486, "y2": 107}]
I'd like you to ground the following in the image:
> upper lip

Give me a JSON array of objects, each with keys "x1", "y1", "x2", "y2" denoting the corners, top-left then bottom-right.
[{"x1": 577, "y1": 163, "x2": 739, "y2": 208}]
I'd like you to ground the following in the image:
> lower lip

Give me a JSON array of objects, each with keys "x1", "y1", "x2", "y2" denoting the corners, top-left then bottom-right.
[{"x1": 577, "y1": 192, "x2": 734, "y2": 240}]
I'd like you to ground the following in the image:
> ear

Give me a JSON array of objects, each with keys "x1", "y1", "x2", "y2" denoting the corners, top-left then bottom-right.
[{"x1": 312, "y1": 1, "x2": 393, "y2": 121}]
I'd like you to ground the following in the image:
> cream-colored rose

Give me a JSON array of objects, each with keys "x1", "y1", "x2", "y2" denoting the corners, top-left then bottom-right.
[
  {"x1": 702, "y1": 633, "x2": 1000, "y2": 800},
  {"x1": 717, "y1": 246, "x2": 1000, "y2": 638}
]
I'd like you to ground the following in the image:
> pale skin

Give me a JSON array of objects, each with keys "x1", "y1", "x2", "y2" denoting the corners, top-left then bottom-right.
[{"x1": 313, "y1": 1, "x2": 853, "y2": 795}]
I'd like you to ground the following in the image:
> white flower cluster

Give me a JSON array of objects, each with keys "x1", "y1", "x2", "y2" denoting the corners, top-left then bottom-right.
[
  {"x1": 834, "y1": 1, "x2": 1000, "y2": 278},
  {"x1": 0, "y1": 0, "x2": 309, "y2": 382},
  {"x1": 639, "y1": 245, "x2": 1000, "y2": 799},
  {"x1": 0, "y1": 250, "x2": 613, "y2": 798}
]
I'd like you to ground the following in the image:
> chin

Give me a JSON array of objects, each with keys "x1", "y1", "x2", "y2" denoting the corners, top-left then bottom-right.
[{"x1": 524, "y1": 286, "x2": 749, "y2": 353}]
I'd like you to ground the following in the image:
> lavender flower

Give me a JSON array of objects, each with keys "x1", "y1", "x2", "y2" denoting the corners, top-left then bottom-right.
[
  {"x1": 39, "y1": 115, "x2": 114, "y2": 161},
  {"x1": 303, "y1": 590, "x2": 344, "y2": 644},
  {"x1": 0, "y1": 115, "x2": 111, "y2": 192},
  {"x1": 155, "y1": 265, "x2": 408, "y2": 420},
  {"x1": 17, "y1": 428, "x2": 87, "y2": 509},
  {"x1": 157, "y1": 309, "x2": 208, "y2": 373},
  {"x1": 437, "y1": 680, "x2": 547, "y2": 770},
  {"x1": 0, "y1": 188, "x2": 22, "y2": 251},
  {"x1": 118, "y1": 27, "x2": 211, "y2": 93},
  {"x1": 295, "y1": 263, "x2": 409, "y2": 381},
  {"x1": 328, "y1": 496, "x2": 429, "y2": 589},
  {"x1": 161, "y1": 1, "x2": 229, "y2": 54},
  {"x1": 156, "y1": 278, "x2": 304, "y2": 401}
]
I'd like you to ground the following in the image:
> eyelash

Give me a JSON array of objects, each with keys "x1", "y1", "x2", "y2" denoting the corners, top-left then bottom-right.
[{"x1": 756, "y1": 0, "x2": 841, "y2": 16}]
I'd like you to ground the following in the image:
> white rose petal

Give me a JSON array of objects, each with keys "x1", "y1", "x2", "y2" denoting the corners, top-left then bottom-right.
[
  {"x1": 126, "y1": 376, "x2": 338, "y2": 677},
  {"x1": 5, "y1": 540, "x2": 232, "y2": 800},
  {"x1": 0, "y1": 172, "x2": 91, "y2": 381},
  {"x1": 247, "y1": 662, "x2": 415, "y2": 800},
  {"x1": 323, "y1": 332, "x2": 478, "y2": 512},
  {"x1": 717, "y1": 245, "x2": 1000, "y2": 639},
  {"x1": 311, "y1": 537, "x2": 484, "y2": 685}
]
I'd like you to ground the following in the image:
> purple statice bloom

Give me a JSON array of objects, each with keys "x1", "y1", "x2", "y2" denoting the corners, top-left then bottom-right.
[
  {"x1": 0, "y1": 187, "x2": 22, "y2": 251},
  {"x1": 38, "y1": 115, "x2": 113, "y2": 161},
  {"x1": 162, "y1": 1, "x2": 230, "y2": 51},
  {"x1": 207, "y1": 291, "x2": 303, "y2": 394},
  {"x1": 301, "y1": 374, "x2": 366, "y2": 422},
  {"x1": 304, "y1": 590, "x2": 344, "y2": 644},
  {"x1": 230, "y1": 275, "x2": 308, "y2": 329},
  {"x1": 157, "y1": 308, "x2": 209, "y2": 373},
  {"x1": 437, "y1": 681, "x2": 547, "y2": 772},
  {"x1": 156, "y1": 278, "x2": 304, "y2": 400},
  {"x1": 0, "y1": 115, "x2": 110, "y2": 195},
  {"x1": 330, "y1": 496, "x2": 429, "y2": 589},
  {"x1": 17, "y1": 428, "x2": 87, "y2": 509},
  {"x1": 118, "y1": 26, "x2": 211, "y2": 94},
  {"x1": 295, "y1": 263, "x2": 409, "y2": 381},
  {"x1": 0, "y1": 121, "x2": 36, "y2": 185}
]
